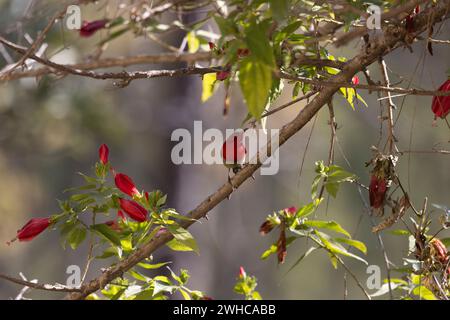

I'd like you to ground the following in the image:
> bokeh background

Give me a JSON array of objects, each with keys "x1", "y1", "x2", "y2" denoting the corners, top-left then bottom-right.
[{"x1": 0, "y1": 0, "x2": 449, "y2": 300}]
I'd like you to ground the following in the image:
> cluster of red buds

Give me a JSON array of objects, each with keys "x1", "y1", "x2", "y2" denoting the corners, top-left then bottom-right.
[
  {"x1": 259, "y1": 207, "x2": 296, "y2": 264},
  {"x1": 102, "y1": 144, "x2": 151, "y2": 223},
  {"x1": 8, "y1": 144, "x2": 157, "y2": 244}
]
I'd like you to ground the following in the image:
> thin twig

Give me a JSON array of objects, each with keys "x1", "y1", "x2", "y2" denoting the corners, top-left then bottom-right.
[{"x1": 0, "y1": 273, "x2": 81, "y2": 293}]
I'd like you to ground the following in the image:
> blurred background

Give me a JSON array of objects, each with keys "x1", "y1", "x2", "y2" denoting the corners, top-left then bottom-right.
[{"x1": 0, "y1": 0, "x2": 449, "y2": 300}]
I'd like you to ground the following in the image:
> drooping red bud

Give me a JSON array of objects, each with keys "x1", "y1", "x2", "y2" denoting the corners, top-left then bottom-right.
[
  {"x1": 221, "y1": 134, "x2": 247, "y2": 166},
  {"x1": 208, "y1": 42, "x2": 215, "y2": 50},
  {"x1": 98, "y1": 144, "x2": 109, "y2": 165},
  {"x1": 369, "y1": 175, "x2": 387, "y2": 209},
  {"x1": 115, "y1": 173, "x2": 140, "y2": 197},
  {"x1": 16, "y1": 217, "x2": 51, "y2": 242},
  {"x1": 259, "y1": 220, "x2": 274, "y2": 235},
  {"x1": 352, "y1": 76, "x2": 359, "y2": 85},
  {"x1": 119, "y1": 198, "x2": 147, "y2": 222},
  {"x1": 277, "y1": 229, "x2": 287, "y2": 264},
  {"x1": 79, "y1": 19, "x2": 108, "y2": 37},
  {"x1": 431, "y1": 79, "x2": 450, "y2": 119}
]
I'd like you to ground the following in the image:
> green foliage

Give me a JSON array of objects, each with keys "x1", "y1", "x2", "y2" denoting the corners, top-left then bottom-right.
[{"x1": 234, "y1": 270, "x2": 262, "y2": 300}]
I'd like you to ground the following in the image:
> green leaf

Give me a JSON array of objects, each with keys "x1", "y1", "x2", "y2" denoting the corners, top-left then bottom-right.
[
  {"x1": 244, "y1": 20, "x2": 275, "y2": 66},
  {"x1": 304, "y1": 220, "x2": 351, "y2": 238},
  {"x1": 214, "y1": 15, "x2": 237, "y2": 35},
  {"x1": 261, "y1": 244, "x2": 277, "y2": 260},
  {"x1": 296, "y1": 200, "x2": 320, "y2": 218},
  {"x1": 68, "y1": 227, "x2": 86, "y2": 250},
  {"x1": 91, "y1": 224, "x2": 121, "y2": 247},
  {"x1": 239, "y1": 57, "x2": 273, "y2": 119},
  {"x1": 179, "y1": 288, "x2": 191, "y2": 300},
  {"x1": 325, "y1": 182, "x2": 339, "y2": 198},
  {"x1": 138, "y1": 261, "x2": 171, "y2": 270},
  {"x1": 270, "y1": 0, "x2": 289, "y2": 22},
  {"x1": 166, "y1": 239, "x2": 195, "y2": 252},
  {"x1": 153, "y1": 281, "x2": 177, "y2": 296},
  {"x1": 315, "y1": 231, "x2": 368, "y2": 265},
  {"x1": 201, "y1": 73, "x2": 217, "y2": 102},
  {"x1": 326, "y1": 166, "x2": 356, "y2": 183},
  {"x1": 167, "y1": 225, "x2": 199, "y2": 254},
  {"x1": 413, "y1": 286, "x2": 437, "y2": 300},
  {"x1": 441, "y1": 238, "x2": 450, "y2": 248},
  {"x1": 334, "y1": 237, "x2": 367, "y2": 254},
  {"x1": 389, "y1": 229, "x2": 410, "y2": 236}
]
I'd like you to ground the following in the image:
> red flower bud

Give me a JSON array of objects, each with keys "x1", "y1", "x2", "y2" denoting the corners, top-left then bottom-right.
[
  {"x1": 98, "y1": 144, "x2": 109, "y2": 165},
  {"x1": 208, "y1": 42, "x2": 215, "y2": 50},
  {"x1": 221, "y1": 134, "x2": 247, "y2": 167},
  {"x1": 16, "y1": 217, "x2": 51, "y2": 242},
  {"x1": 79, "y1": 20, "x2": 108, "y2": 37},
  {"x1": 369, "y1": 175, "x2": 387, "y2": 209},
  {"x1": 216, "y1": 71, "x2": 230, "y2": 81},
  {"x1": 119, "y1": 198, "x2": 147, "y2": 222},
  {"x1": 284, "y1": 206, "x2": 297, "y2": 216},
  {"x1": 352, "y1": 76, "x2": 359, "y2": 85},
  {"x1": 431, "y1": 79, "x2": 450, "y2": 119},
  {"x1": 259, "y1": 220, "x2": 274, "y2": 235},
  {"x1": 115, "y1": 173, "x2": 140, "y2": 197},
  {"x1": 239, "y1": 266, "x2": 246, "y2": 278}
]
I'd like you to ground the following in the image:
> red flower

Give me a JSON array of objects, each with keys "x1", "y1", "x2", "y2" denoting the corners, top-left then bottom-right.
[
  {"x1": 98, "y1": 144, "x2": 109, "y2": 165},
  {"x1": 352, "y1": 76, "x2": 359, "y2": 85},
  {"x1": 17, "y1": 217, "x2": 51, "y2": 242},
  {"x1": 431, "y1": 79, "x2": 450, "y2": 119},
  {"x1": 369, "y1": 175, "x2": 387, "y2": 209},
  {"x1": 79, "y1": 19, "x2": 108, "y2": 37},
  {"x1": 239, "y1": 266, "x2": 246, "y2": 278},
  {"x1": 284, "y1": 206, "x2": 297, "y2": 216},
  {"x1": 221, "y1": 134, "x2": 247, "y2": 167},
  {"x1": 119, "y1": 198, "x2": 147, "y2": 222},
  {"x1": 115, "y1": 173, "x2": 140, "y2": 197},
  {"x1": 216, "y1": 71, "x2": 230, "y2": 81}
]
